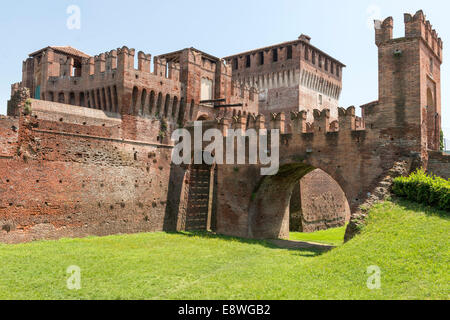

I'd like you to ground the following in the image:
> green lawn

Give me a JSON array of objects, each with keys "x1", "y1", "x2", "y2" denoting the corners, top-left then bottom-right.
[
  {"x1": 0, "y1": 199, "x2": 448, "y2": 300},
  {"x1": 290, "y1": 225, "x2": 347, "y2": 246}
]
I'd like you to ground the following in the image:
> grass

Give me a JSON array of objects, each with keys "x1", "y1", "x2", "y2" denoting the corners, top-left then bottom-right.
[
  {"x1": 0, "y1": 199, "x2": 448, "y2": 300},
  {"x1": 290, "y1": 225, "x2": 347, "y2": 246}
]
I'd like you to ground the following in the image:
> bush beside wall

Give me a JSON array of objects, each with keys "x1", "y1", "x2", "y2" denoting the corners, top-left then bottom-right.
[{"x1": 393, "y1": 169, "x2": 450, "y2": 212}]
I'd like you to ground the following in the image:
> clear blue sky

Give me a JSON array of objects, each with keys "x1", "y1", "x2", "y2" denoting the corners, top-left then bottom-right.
[{"x1": 0, "y1": 0, "x2": 448, "y2": 138}]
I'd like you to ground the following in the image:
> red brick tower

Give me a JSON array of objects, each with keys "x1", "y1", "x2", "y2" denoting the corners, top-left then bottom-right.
[{"x1": 375, "y1": 10, "x2": 443, "y2": 156}]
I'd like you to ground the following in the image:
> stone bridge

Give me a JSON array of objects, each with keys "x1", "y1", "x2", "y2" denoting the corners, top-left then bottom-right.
[{"x1": 183, "y1": 103, "x2": 423, "y2": 240}]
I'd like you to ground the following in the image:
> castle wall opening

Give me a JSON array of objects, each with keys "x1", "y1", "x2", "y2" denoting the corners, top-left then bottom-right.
[{"x1": 289, "y1": 169, "x2": 351, "y2": 233}]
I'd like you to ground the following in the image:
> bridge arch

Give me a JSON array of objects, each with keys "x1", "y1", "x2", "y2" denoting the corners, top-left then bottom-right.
[{"x1": 248, "y1": 161, "x2": 351, "y2": 239}]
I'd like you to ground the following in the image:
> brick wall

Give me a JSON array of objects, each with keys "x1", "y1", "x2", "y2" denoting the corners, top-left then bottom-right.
[
  {"x1": 427, "y1": 151, "x2": 450, "y2": 179},
  {"x1": 0, "y1": 102, "x2": 187, "y2": 243},
  {"x1": 290, "y1": 169, "x2": 351, "y2": 233}
]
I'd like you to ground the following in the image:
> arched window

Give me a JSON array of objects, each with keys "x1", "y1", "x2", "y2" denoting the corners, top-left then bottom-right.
[{"x1": 48, "y1": 91, "x2": 54, "y2": 102}]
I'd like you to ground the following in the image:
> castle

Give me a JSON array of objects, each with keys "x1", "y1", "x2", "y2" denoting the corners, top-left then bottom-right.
[{"x1": 0, "y1": 10, "x2": 448, "y2": 243}]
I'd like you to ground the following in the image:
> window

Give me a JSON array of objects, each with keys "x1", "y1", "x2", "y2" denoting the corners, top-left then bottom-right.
[
  {"x1": 246, "y1": 55, "x2": 251, "y2": 68},
  {"x1": 304, "y1": 47, "x2": 309, "y2": 61},
  {"x1": 233, "y1": 58, "x2": 238, "y2": 70},
  {"x1": 336, "y1": 66, "x2": 340, "y2": 77},
  {"x1": 201, "y1": 78, "x2": 213, "y2": 103},
  {"x1": 318, "y1": 94, "x2": 323, "y2": 105},
  {"x1": 287, "y1": 46, "x2": 293, "y2": 60},
  {"x1": 272, "y1": 49, "x2": 278, "y2": 62},
  {"x1": 325, "y1": 59, "x2": 328, "y2": 72},
  {"x1": 312, "y1": 51, "x2": 316, "y2": 64},
  {"x1": 318, "y1": 56, "x2": 323, "y2": 68},
  {"x1": 259, "y1": 52, "x2": 264, "y2": 65}
]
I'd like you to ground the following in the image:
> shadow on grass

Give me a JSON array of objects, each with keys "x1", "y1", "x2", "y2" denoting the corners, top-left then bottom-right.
[
  {"x1": 166, "y1": 231, "x2": 330, "y2": 258},
  {"x1": 391, "y1": 197, "x2": 450, "y2": 220}
]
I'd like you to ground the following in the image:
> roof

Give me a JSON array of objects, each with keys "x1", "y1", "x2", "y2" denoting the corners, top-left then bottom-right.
[
  {"x1": 223, "y1": 38, "x2": 346, "y2": 67},
  {"x1": 29, "y1": 46, "x2": 91, "y2": 59},
  {"x1": 155, "y1": 47, "x2": 222, "y2": 63}
]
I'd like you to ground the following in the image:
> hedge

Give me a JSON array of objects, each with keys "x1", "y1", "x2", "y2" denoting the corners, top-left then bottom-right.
[{"x1": 392, "y1": 169, "x2": 450, "y2": 212}]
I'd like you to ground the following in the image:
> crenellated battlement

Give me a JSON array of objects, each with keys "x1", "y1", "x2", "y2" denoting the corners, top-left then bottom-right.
[
  {"x1": 211, "y1": 105, "x2": 367, "y2": 138},
  {"x1": 375, "y1": 10, "x2": 443, "y2": 61},
  {"x1": 404, "y1": 10, "x2": 443, "y2": 59},
  {"x1": 48, "y1": 46, "x2": 182, "y2": 82}
]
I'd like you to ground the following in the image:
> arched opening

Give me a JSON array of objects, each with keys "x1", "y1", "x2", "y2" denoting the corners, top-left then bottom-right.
[
  {"x1": 58, "y1": 92, "x2": 65, "y2": 104},
  {"x1": 113, "y1": 86, "x2": 119, "y2": 113},
  {"x1": 91, "y1": 90, "x2": 96, "y2": 109},
  {"x1": 149, "y1": 91, "x2": 155, "y2": 115},
  {"x1": 156, "y1": 92, "x2": 163, "y2": 117},
  {"x1": 164, "y1": 94, "x2": 171, "y2": 118},
  {"x1": 102, "y1": 88, "x2": 107, "y2": 111},
  {"x1": 427, "y1": 88, "x2": 438, "y2": 150},
  {"x1": 248, "y1": 164, "x2": 350, "y2": 239},
  {"x1": 132, "y1": 86, "x2": 139, "y2": 113},
  {"x1": 96, "y1": 89, "x2": 102, "y2": 110},
  {"x1": 172, "y1": 96, "x2": 179, "y2": 118},
  {"x1": 289, "y1": 169, "x2": 350, "y2": 233},
  {"x1": 177, "y1": 98, "x2": 185, "y2": 125},
  {"x1": 86, "y1": 92, "x2": 91, "y2": 108},
  {"x1": 141, "y1": 89, "x2": 147, "y2": 116},
  {"x1": 107, "y1": 87, "x2": 112, "y2": 112},
  {"x1": 79, "y1": 92, "x2": 85, "y2": 107}
]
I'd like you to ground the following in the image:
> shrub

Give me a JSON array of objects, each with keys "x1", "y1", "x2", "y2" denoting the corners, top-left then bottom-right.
[
  {"x1": 23, "y1": 99, "x2": 32, "y2": 115},
  {"x1": 393, "y1": 169, "x2": 450, "y2": 212}
]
